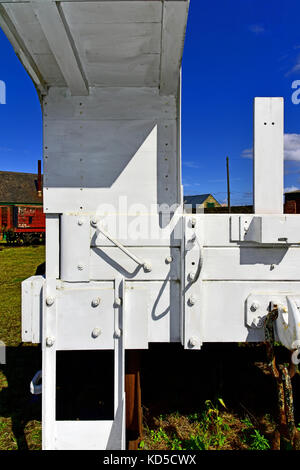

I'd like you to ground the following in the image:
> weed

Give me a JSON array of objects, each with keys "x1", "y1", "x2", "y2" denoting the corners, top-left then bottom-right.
[{"x1": 249, "y1": 429, "x2": 270, "y2": 450}]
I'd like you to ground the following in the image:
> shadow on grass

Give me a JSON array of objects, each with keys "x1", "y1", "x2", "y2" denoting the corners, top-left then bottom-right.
[{"x1": 0, "y1": 344, "x2": 41, "y2": 450}]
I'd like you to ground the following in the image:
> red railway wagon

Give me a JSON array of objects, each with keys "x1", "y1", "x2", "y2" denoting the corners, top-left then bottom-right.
[{"x1": 0, "y1": 204, "x2": 45, "y2": 245}]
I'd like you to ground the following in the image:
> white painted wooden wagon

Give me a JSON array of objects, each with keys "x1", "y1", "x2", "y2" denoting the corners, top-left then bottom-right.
[{"x1": 1, "y1": 0, "x2": 299, "y2": 450}]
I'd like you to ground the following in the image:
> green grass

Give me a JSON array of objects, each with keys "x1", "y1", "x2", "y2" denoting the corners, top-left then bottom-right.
[
  {"x1": 0, "y1": 245, "x2": 44, "y2": 450},
  {"x1": 140, "y1": 400, "x2": 272, "y2": 451}
]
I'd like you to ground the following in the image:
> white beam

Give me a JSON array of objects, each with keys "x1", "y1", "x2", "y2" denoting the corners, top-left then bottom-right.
[
  {"x1": 253, "y1": 97, "x2": 284, "y2": 214},
  {"x1": 0, "y1": 4, "x2": 47, "y2": 95},
  {"x1": 160, "y1": 0, "x2": 189, "y2": 95},
  {"x1": 31, "y1": 1, "x2": 88, "y2": 96}
]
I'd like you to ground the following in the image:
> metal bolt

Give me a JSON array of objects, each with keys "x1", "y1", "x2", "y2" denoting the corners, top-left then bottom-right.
[
  {"x1": 78, "y1": 218, "x2": 84, "y2": 226},
  {"x1": 77, "y1": 264, "x2": 84, "y2": 271},
  {"x1": 190, "y1": 217, "x2": 196, "y2": 228},
  {"x1": 188, "y1": 272, "x2": 196, "y2": 282},
  {"x1": 46, "y1": 296, "x2": 55, "y2": 306},
  {"x1": 92, "y1": 328, "x2": 101, "y2": 338},
  {"x1": 91, "y1": 297, "x2": 101, "y2": 308},
  {"x1": 114, "y1": 297, "x2": 122, "y2": 307},
  {"x1": 188, "y1": 295, "x2": 196, "y2": 306},
  {"x1": 143, "y1": 262, "x2": 152, "y2": 272},
  {"x1": 91, "y1": 217, "x2": 98, "y2": 227},
  {"x1": 165, "y1": 256, "x2": 173, "y2": 264},
  {"x1": 250, "y1": 301, "x2": 260, "y2": 312},
  {"x1": 46, "y1": 337, "x2": 55, "y2": 347},
  {"x1": 114, "y1": 328, "x2": 122, "y2": 339},
  {"x1": 189, "y1": 337, "x2": 198, "y2": 348}
]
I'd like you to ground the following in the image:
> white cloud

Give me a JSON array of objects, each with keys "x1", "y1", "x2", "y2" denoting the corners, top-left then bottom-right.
[
  {"x1": 284, "y1": 186, "x2": 300, "y2": 193},
  {"x1": 241, "y1": 134, "x2": 300, "y2": 161},
  {"x1": 284, "y1": 134, "x2": 300, "y2": 160},
  {"x1": 241, "y1": 148, "x2": 253, "y2": 159},
  {"x1": 183, "y1": 161, "x2": 201, "y2": 169},
  {"x1": 248, "y1": 24, "x2": 265, "y2": 34}
]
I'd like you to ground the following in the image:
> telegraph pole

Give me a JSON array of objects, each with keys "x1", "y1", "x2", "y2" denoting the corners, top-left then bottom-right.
[{"x1": 226, "y1": 156, "x2": 231, "y2": 213}]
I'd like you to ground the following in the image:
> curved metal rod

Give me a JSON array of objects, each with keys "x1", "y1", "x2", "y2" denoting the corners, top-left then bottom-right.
[{"x1": 95, "y1": 225, "x2": 152, "y2": 272}]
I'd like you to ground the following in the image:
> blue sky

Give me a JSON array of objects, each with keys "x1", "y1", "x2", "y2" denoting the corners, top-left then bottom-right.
[{"x1": 1, "y1": 0, "x2": 300, "y2": 205}]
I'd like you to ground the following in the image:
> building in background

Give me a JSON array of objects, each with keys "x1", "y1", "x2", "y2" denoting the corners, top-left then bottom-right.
[
  {"x1": 284, "y1": 190, "x2": 300, "y2": 214},
  {"x1": 184, "y1": 193, "x2": 221, "y2": 213},
  {"x1": 0, "y1": 161, "x2": 45, "y2": 243}
]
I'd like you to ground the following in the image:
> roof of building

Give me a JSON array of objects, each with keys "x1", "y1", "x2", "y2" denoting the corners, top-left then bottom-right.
[
  {"x1": 0, "y1": 171, "x2": 43, "y2": 204},
  {"x1": 184, "y1": 194, "x2": 219, "y2": 205}
]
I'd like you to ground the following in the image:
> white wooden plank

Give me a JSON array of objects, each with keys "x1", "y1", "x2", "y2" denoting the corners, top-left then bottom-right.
[
  {"x1": 32, "y1": 1, "x2": 88, "y2": 95},
  {"x1": 0, "y1": 4, "x2": 47, "y2": 93},
  {"x1": 160, "y1": 1, "x2": 189, "y2": 95},
  {"x1": 90, "y1": 246, "x2": 180, "y2": 280},
  {"x1": 62, "y1": 1, "x2": 162, "y2": 24},
  {"x1": 44, "y1": 87, "x2": 176, "y2": 120},
  {"x1": 202, "y1": 246, "x2": 300, "y2": 281},
  {"x1": 202, "y1": 281, "x2": 300, "y2": 342},
  {"x1": 4, "y1": 3, "x2": 67, "y2": 85},
  {"x1": 254, "y1": 97, "x2": 284, "y2": 214}
]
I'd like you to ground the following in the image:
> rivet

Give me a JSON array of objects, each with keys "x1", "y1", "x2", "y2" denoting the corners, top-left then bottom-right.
[
  {"x1": 77, "y1": 264, "x2": 84, "y2": 271},
  {"x1": 189, "y1": 337, "x2": 198, "y2": 348},
  {"x1": 188, "y1": 295, "x2": 196, "y2": 306},
  {"x1": 114, "y1": 297, "x2": 122, "y2": 307},
  {"x1": 46, "y1": 296, "x2": 55, "y2": 306},
  {"x1": 250, "y1": 301, "x2": 260, "y2": 312},
  {"x1": 143, "y1": 262, "x2": 152, "y2": 272},
  {"x1": 46, "y1": 337, "x2": 55, "y2": 347},
  {"x1": 78, "y1": 218, "x2": 84, "y2": 226},
  {"x1": 91, "y1": 297, "x2": 101, "y2": 308},
  {"x1": 165, "y1": 256, "x2": 173, "y2": 264},
  {"x1": 188, "y1": 272, "x2": 196, "y2": 282},
  {"x1": 92, "y1": 328, "x2": 101, "y2": 338},
  {"x1": 91, "y1": 217, "x2": 98, "y2": 227}
]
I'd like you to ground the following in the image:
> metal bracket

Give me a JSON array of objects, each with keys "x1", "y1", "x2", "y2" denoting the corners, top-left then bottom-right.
[{"x1": 182, "y1": 216, "x2": 203, "y2": 350}]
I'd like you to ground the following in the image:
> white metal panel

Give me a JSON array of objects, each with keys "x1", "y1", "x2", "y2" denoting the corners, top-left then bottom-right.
[
  {"x1": 126, "y1": 281, "x2": 181, "y2": 343},
  {"x1": 55, "y1": 420, "x2": 114, "y2": 450},
  {"x1": 60, "y1": 214, "x2": 90, "y2": 281},
  {"x1": 254, "y1": 97, "x2": 284, "y2": 214},
  {"x1": 125, "y1": 284, "x2": 148, "y2": 349},
  {"x1": 46, "y1": 214, "x2": 60, "y2": 279},
  {"x1": 56, "y1": 282, "x2": 115, "y2": 350}
]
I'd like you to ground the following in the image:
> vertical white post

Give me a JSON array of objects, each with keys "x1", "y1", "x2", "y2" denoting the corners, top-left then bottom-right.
[{"x1": 253, "y1": 97, "x2": 284, "y2": 214}]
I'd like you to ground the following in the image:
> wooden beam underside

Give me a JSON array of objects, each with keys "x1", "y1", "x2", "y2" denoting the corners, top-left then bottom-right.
[{"x1": 0, "y1": 0, "x2": 189, "y2": 96}]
